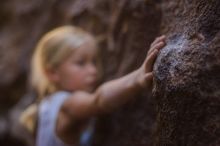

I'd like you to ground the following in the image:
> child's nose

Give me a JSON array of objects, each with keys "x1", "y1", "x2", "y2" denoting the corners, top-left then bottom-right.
[{"x1": 88, "y1": 63, "x2": 97, "y2": 76}]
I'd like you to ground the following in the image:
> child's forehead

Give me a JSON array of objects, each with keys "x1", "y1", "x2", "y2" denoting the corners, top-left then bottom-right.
[{"x1": 71, "y1": 41, "x2": 98, "y2": 57}]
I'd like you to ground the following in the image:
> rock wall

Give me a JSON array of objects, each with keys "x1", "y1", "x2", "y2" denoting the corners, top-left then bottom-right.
[{"x1": 154, "y1": 0, "x2": 220, "y2": 145}]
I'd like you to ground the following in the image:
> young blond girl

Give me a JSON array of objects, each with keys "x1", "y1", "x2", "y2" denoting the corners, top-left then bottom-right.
[{"x1": 20, "y1": 26, "x2": 166, "y2": 146}]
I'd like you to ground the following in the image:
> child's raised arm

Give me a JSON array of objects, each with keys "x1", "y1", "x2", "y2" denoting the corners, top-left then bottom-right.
[{"x1": 61, "y1": 35, "x2": 166, "y2": 119}]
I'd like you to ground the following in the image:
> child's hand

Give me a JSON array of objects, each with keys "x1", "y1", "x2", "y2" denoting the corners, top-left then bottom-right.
[{"x1": 137, "y1": 35, "x2": 166, "y2": 90}]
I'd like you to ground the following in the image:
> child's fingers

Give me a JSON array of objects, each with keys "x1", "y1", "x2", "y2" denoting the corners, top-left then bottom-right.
[
  {"x1": 150, "y1": 35, "x2": 166, "y2": 48},
  {"x1": 147, "y1": 36, "x2": 166, "y2": 55},
  {"x1": 145, "y1": 49, "x2": 159, "y2": 72},
  {"x1": 147, "y1": 45, "x2": 156, "y2": 55},
  {"x1": 148, "y1": 41, "x2": 165, "y2": 55}
]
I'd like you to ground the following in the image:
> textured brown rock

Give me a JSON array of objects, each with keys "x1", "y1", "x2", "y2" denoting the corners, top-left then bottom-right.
[{"x1": 154, "y1": 0, "x2": 220, "y2": 145}]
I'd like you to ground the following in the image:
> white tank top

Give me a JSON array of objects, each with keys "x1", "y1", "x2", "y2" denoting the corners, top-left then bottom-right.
[{"x1": 36, "y1": 91, "x2": 95, "y2": 146}]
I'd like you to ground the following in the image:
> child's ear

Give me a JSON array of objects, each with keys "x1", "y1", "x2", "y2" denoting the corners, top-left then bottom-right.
[{"x1": 44, "y1": 67, "x2": 60, "y2": 83}]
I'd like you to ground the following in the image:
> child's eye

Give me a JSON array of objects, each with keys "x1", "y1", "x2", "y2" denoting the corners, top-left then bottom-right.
[
  {"x1": 92, "y1": 59, "x2": 97, "y2": 65},
  {"x1": 75, "y1": 60, "x2": 86, "y2": 66}
]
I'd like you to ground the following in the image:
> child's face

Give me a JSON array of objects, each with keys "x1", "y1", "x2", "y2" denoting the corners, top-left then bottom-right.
[{"x1": 51, "y1": 41, "x2": 98, "y2": 92}]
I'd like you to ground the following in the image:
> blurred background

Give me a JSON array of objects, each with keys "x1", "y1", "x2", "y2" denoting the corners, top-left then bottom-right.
[{"x1": 0, "y1": 0, "x2": 161, "y2": 145}]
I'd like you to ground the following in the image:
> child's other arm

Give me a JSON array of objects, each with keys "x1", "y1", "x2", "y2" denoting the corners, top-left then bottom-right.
[{"x1": 62, "y1": 35, "x2": 166, "y2": 119}]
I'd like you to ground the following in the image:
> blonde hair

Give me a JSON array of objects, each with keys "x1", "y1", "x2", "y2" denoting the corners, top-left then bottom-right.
[{"x1": 31, "y1": 26, "x2": 97, "y2": 99}]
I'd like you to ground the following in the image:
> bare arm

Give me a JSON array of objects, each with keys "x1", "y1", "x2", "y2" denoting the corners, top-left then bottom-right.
[{"x1": 62, "y1": 35, "x2": 166, "y2": 119}]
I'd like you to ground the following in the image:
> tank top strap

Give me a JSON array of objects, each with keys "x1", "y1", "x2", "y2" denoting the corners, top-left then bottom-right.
[
  {"x1": 36, "y1": 91, "x2": 71, "y2": 146},
  {"x1": 41, "y1": 91, "x2": 71, "y2": 129}
]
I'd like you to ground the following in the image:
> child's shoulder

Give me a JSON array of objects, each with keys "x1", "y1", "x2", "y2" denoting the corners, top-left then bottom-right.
[
  {"x1": 42, "y1": 91, "x2": 71, "y2": 104},
  {"x1": 39, "y1": 91, "x2": 72, "y2": 116}
]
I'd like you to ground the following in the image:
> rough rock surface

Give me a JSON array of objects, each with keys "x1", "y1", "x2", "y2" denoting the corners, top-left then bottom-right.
[{"x1": 154, "y1": 0, "x2": 220, "y2": 145}]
